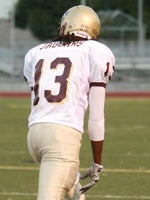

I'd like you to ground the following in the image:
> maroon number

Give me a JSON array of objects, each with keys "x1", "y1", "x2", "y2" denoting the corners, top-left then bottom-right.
[
  {"x1": 33, "y1": 57, "x2": 72, "y2": 105},
  {"x1": 104, "y1": 62, "x2": 112, "y2": 81},
  {"x1": 45, "y1": 57, "x2": 71, "y2": 103},
  {"x1": 104, "y1": 62, "x2": 110, "y2": 77},
  {"x1": 33, "y1": 59, "x2": 44, "y2": 105}
]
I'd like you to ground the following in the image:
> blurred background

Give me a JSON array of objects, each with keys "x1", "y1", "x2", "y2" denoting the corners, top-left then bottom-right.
[{"x1": 0, "y1": 0, "x2": 150, "y2": 93}]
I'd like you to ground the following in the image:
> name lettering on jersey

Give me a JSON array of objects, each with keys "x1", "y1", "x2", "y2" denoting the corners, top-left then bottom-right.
[{"x1": 40, "y1": 41, "x2": 84, "y2": 50}]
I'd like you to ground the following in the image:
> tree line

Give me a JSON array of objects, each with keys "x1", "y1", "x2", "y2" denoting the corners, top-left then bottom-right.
[{"x1": 15, "y1": 0, "x2": 150, "y2": 41}]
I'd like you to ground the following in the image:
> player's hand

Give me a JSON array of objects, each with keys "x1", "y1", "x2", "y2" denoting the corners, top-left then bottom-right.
[{"x1": 80, "y1": 163, "x2": 103, "y2": 194}]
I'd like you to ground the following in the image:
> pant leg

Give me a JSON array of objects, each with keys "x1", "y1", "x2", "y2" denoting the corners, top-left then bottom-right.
[
  {"x1": 38, "y1": 160, "x2": 79, "y2": 200},
  {"x1": 65, "y1": 173, "x2": 86, "y2": 200},
  {"x1": 27, "y1": 123, "x2": 82, "y2": 200}
]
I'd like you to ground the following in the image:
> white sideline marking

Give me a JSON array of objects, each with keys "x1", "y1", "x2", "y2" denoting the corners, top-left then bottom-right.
[
  {"x1": 0, "y1": 165, "x2": 150, "y2": 173},
  {"x1": 0, "y1": 166, "x2": 38, "y2": 170},
  {"x1": 87, "y1": 195, "x2": 150, "y2": 199},
  {"x1": 0, "y1": 192, "x2": 37, "y2": 196},
  {"x1": 0, "y1": 192, "x2": 150, "y2": 199}
]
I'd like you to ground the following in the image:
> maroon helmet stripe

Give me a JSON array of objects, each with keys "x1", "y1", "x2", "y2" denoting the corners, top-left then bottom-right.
[{"x1": 90, "y1": 82, "x2": 106, "y2": 88}]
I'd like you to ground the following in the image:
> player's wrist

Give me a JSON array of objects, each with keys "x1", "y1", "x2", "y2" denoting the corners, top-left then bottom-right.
[{"x1": 93, "y1": 163, "x2": 103, "y2": 173}]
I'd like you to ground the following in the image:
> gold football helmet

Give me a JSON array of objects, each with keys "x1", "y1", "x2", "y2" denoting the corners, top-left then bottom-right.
[{"x1": 59, "y1": 5, "x2": 100, "y2": 39}]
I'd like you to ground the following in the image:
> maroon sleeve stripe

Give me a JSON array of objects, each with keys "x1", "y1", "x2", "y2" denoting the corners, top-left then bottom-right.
[{"x1": 90, "y1": 82, "x2": 106, "y2": 88}]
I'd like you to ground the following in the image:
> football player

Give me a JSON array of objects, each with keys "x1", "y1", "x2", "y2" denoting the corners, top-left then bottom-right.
[{"x1": 24, "y1": 5, "x2": 115, "y2": 200}]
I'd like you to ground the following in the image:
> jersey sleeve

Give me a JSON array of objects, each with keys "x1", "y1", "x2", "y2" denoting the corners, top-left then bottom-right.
[
  {"x1": 23, "y1": 50, "x2": 33, "y2": 87},
  {"x1": 89, "y1": 43, "x2": 115, "y2": 88},
  {"x1": 87, "y1": 42, "x2": 115, "y2": 141},
  {"x1": 24, "y1": 44, "x2": 45, "y2": 87}
]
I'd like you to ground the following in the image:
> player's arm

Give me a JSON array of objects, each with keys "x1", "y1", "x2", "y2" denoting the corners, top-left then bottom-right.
[
  {"x1": 88, "y1": 85, "x2": 106, "y2": 163},
  {"x1": 87, "y1": 47, "x2": 115, "y2": 166},
  {"x1": 91, "y1": 140, "x2": 103, "y2": 165},
  {"x1": 80, "y1": 86, "x2": 105, "y2": 193},
  {"x1": 80, "y1": 46, "x2": 115, "y2": 193}
]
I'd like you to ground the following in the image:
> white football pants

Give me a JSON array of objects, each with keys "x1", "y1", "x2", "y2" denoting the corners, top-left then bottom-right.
[
  {"x1": 27, "y1": 123, "x2": 83, "y2": 200},
  {"x1": 65, "y1": 173, "x2": 85, "y2": 200}
]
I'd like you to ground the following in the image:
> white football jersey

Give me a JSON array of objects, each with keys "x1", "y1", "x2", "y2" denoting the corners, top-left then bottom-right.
[{"x1": 24, "y1": 40, "x2": 115, "y2": 133}]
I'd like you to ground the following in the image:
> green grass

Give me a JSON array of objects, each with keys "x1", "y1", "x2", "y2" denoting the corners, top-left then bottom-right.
[{"x1": 0, "y1": 97, "x2": 150, "y2": 200}]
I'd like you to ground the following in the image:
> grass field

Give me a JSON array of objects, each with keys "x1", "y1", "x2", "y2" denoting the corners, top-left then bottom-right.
[{"x1": 0, "y1": 96, "x2": 150, "y2": 200}]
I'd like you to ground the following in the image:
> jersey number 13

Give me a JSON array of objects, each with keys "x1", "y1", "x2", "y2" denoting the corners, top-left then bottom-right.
[{"x1": 33, "y1": 57, "x2": 72, "y2": 105}]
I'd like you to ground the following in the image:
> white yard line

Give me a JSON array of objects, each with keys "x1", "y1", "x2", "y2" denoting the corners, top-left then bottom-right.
[
  {"x1": 0, "y1": 165, "x2": 150, "y2": 173},
  {"x1": 87, "y1": 195, "x2": 150, "y2": 199},
  {"x1": 0, "y1": 165, "x2": 38, "y2": 170},
  {"x1": 0, "y1": 192, "x2": 150, "y2": 199},
  {"x1": 1, "y1": 166, "x2": 150, "y2": 199},
  {"x1": 0, "y1": 192, "x2": 37, "y2": 196}
]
